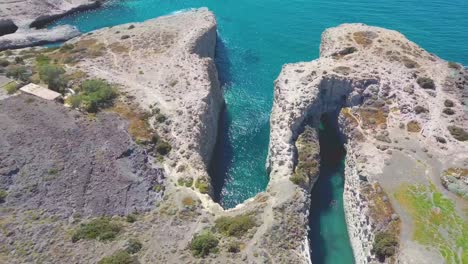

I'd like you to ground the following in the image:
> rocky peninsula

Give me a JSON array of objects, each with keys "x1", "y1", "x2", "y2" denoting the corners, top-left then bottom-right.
[
  {"x1": 0, "y1": 5, "x2": 466, "y2": 264},
  {"x1": 269, "y1": 23, "x2": 467, "y2": 263},
  {"x1": 0, "y1": 0, "x2": 103, "y2": 50}
]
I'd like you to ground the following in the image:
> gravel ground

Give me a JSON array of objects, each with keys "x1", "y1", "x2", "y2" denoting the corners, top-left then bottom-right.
[{"x1": 0, "y1": 94, "x2": 164, "y2": 218}]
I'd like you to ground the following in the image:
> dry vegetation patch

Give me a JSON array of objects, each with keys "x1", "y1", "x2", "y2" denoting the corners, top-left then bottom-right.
[
  {"x1": 357, "y1": 107, "x2": 387, "y2": 128},
  {"x1": 108, "y1": 102, "x2": 153, "y2": 142},
  {"x1": 406, "y1": 120, "x2": 421, "y2": 133}
]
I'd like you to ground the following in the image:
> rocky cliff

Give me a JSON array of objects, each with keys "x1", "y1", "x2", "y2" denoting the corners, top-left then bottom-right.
[{"x1": 268, "y1": 23, "x2": 467, "y2": 263}]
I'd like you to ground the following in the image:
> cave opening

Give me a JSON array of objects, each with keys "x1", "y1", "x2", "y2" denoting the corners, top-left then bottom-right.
[{"x1": 308, "y1": 111, "x2": 355, "y2": 264}]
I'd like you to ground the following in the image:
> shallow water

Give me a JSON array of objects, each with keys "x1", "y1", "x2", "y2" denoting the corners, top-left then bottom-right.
[{"x1": 52, "y1": 0, "x2": 468, "y2": 262}]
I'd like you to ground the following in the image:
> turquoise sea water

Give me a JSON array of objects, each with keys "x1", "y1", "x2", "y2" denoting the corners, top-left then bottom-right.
[
  {"x1": 309, "y1": 117, "x2": 354, "y2": 263},
  {"x1": 51, "y1": 0, "x2": 468, "y2": 262}
]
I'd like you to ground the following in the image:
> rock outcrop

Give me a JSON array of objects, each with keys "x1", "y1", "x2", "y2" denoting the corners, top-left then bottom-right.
[
  {"x1": 62, "y1": 8, "x2": 223, "y2": 194},
  {"x1": 0, "y1": 0, "x2": 103, "y2": 50},
  {"x1": 268, "y1": 23, "x2": 467, "y2": 263}
]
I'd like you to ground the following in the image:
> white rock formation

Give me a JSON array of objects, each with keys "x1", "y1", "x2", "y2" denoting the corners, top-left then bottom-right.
[
  {"x1": 0, "y1": 0, "x2": 102, "y2": 49},
  {"x1": 268, "y1": 23, "x2": 467, "y2": 263}
]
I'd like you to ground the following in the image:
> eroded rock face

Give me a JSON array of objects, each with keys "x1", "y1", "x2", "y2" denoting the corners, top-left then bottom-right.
[
  {"x1": 268, "y1": 23, "x2": 467, "y2": 263},
  {"x1": 0, "y1": 95, "x2": 164, "y2": 218}
]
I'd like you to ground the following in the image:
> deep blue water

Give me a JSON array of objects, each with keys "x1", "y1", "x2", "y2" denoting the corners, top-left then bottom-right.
[{"x1": 51, "y1": 0, "x2": 468, "y2": 262}]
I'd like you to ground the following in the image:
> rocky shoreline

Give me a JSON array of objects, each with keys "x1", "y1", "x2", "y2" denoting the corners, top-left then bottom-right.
[
  {"x1": 0, "y1": 0, "x2": 104, "y2": 50},
  {"x1": 0, "y1": 5, "x2": 466, "y2": 264}
]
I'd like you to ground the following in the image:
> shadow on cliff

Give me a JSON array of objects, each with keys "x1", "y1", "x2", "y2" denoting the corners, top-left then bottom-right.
[
  {"x1": 308, "y1": 111, "x2": 351, "y2": 264},
  {"x1": 209, "y1": 36, "x2": 234, "y2": 203},
  {"x1": 209, "y1": 103, "x2": 233, "y2": 203}
]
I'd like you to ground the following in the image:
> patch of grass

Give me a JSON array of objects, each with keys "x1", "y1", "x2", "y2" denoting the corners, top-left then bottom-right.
[
  {"x1": 125, "y1": 214, "x2": 137, "y2": 223},
  {"x1": 98, "y1": 250, "x2": 138, "y2": 264},
  {"x1": 68, "y1": 79, "x2": 117, "y2": 113},
  {"x1": 447, "y1": 126, "x2": 468, "y2": 141},
  {"x1": 190, "y1": 230, "x2": 219, "y2": 258},
  {"x1": 416, "y1": 77, "x2": 435, "y2": 89},
  {"x1": 394, "y1": 183, "x2": 468, "y2": 263},
  {"x1": 71, "y1": 217, "x2": 122, "y2": 242},
  {"x1": 35, "y1": 54, "x2": 51, "y2": 66},
  {"x1": 215, "y1": 214, "x2": 256, "y2": 237},
  {"x1": 125, "y1": 238, "x2": 142, "y2": 254},
  {"x1": 195, "y1": 177, "x2": 210, "y2": 194},
  {"x1": 0, "y1": 189, "x2": 7, "y2": 203},
  {"x1": 109, "y1": 102, "x2": 152, "y2": 142},
  {"x1": 3, "y1": 82, "x2": 19, "y2": 94}
]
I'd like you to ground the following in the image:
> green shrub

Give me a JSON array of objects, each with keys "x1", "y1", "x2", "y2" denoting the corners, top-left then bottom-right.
[
  {"x1": 416, "y1": 77, "x2": 435, "y2": 89},
  {"x1": 71, "y1": 217, "x2": 122, "y2": 242},
  {"x1": 125, "y1": 238, "x2": 142, "y2": 254},
  {"x1": 226, "y1": 241, "x2": 241, "y2": 253},
  {"x1": 3, "y1": 82, "x2": 18, "y2": 94},
  {"x1": 372, "y1": 231, "x2": 398, "y2": 261},
  {"x1": 290, "y1": 174, "x2": 306, "y2": 185},
  {"x1": 215, "y1": 214, "x2": 255, "y2": 237},
  {"x1": 442, "y1": 108, "x2": 455, "y2": 115},
  {"x1": 153, "y1": 184, "x2": 164, "y2": 192},
  {"x1": 156, "y1": 140, "x2": 171, "y2": 155},
  {"x1": 195, "y1": 177, "x2": 210, "y2": 194},
  {"x1": 190, "y1": 230, "x2": 219, "y2": 257},
  {"x1": 98, "y1": 250, "x2": 137, "y2": 264},
  {"x1": 38, "y1": 64, "x2": 67, "y2": 92},
  {"x1": 6, "y1": 65, "x2": 30, "y2": 82},
  {"x1": 36, "y1": 54, "x2": 51, "y2": 66},
  {"x1": 69, "y1": 79, "x2": 117, "y2": 112},
  {"x1": 14, "y1": 56, "x2": 24, "y2": 64},
  {"x1": 448, "y1": 126, "x2": 468, "y2": 141},
  {"x1": 0, "y1": 59, "x2": 10, "y2": 67},
  {"x1": 155, "y1": 113, "x2": 166, "y2": 123},
  {"x1": 444, "y1": 99, "x2": 454, "y2": 107},
  {"x1": 0, "y1": 189, "x2": 7, "y2": 203},
  {"x1": 125, "y1": 214, "x2": 137, "y2": 223},
  {"x1": 448, "y1": 61, "x2": 461, "y2": 70},
  {"x1": 177, "y1": 177, "x2": 193, "y2": 187}
]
